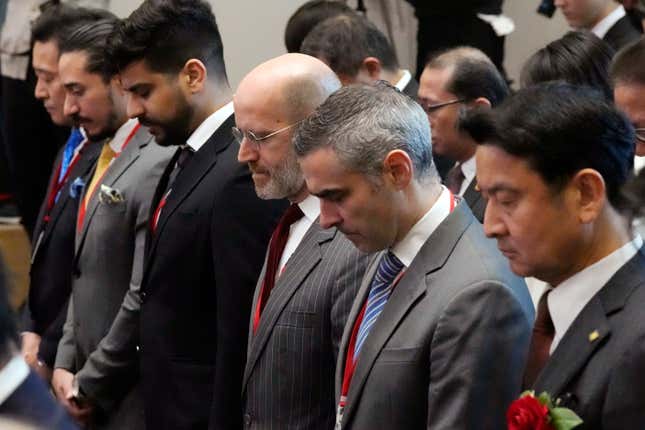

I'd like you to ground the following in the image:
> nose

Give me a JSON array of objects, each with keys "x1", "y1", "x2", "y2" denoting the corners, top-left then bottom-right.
[
  {"x1": 126, "y1": 95, "x2": 144, "y2": 119},
  {"x1": 237, "y1": 137, "x2": 259, "y2": 163},
  {"x1": 63, "y1": 94, "x2": 78, "y2": 117},
  {"x1": 482, "y1": 201, "x2": 506, "y2": 238},
  {"x1": 34, "y1": 78, "x2": 48, "y2": 100},
  {"x1": 318, "y1": 199, "x2": 342, "y2": 229}
]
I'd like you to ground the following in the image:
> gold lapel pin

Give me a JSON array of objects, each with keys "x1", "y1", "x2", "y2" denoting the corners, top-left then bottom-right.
[{"x1": 588, "y1": 330, "x2": 600, "y2": 342}]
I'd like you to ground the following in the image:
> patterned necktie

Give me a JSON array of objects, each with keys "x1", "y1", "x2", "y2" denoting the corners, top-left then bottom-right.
[
  {"x1": 253, "y1": 203, "x2": 305, "y2": 332},
  {"x1": 55, "y1": 128, "x2": 85, "y2": 203},
  {"x1": 354, "y1": 251, "x2": 405, "y2": 359},
  {"x1": 523, "y1": 290, "x2": 554, "y2": 388},
  {"x1": 445, "y1": 164, "x2": 465, "y2": 195}
]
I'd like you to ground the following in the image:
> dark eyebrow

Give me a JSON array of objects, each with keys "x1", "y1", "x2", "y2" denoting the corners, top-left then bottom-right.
[
  {"x1": 125, "y1": 83, "x2": 152, "y2": 93},
  {"x1": 312, "y1": 188, "x2": 345, "y2": 200}
]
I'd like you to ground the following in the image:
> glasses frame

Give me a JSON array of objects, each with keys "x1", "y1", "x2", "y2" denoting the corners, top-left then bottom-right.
[
  {"x1": 422, "y1": 98, "x2": 467, "y2": 114},
  {"x1": 232, "y1": 120, "x2": 304, "y2": 149},
  {"x1": 636, "y1": 127, "x2": 645, "y2": 143}
]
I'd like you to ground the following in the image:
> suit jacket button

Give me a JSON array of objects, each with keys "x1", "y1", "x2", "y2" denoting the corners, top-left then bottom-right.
[
  {"x1": 243, "y1": 413, "x2": 252, "y2": 427},
  {"x1": 140, "y1": 291, "x2": 147, "y2": 302}
]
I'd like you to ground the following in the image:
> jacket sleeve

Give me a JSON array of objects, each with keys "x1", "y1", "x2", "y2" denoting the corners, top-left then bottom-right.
[{"x1": 426, "y1": 280, "x2": 533, "y2": 430}]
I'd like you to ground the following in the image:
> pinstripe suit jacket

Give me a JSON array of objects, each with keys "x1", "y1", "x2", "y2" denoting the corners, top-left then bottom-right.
[{"x1": 242, "y1": 220, "x2": 369, "y2": 430}]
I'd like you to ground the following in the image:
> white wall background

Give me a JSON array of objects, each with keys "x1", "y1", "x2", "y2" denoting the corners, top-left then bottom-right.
[{"x1": 109, "y1": 1, "x2": 570, "y2": 89}]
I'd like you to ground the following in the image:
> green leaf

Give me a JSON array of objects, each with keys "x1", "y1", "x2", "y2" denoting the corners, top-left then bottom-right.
[
  {"x1": 537, "y1": 391, "x2": 554, "y2": 409},
  {"x1": 550, "y1": 407, "x2": 583, "y2": 430}
]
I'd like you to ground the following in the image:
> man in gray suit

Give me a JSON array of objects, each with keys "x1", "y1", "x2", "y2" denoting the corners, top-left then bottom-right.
[
  {"x1": 49, "y1": 19, "x2": 173, "y2": 429},
  {"x1": 417, "y1": 47, "x2": 509, "y2": 222},
  {"x1": 295, "y1": 81, "x2": 534, "y2": 429},
  {"x1": 467, "y1": 82, "x2": 645, "y2": 429},
  {"x1": 235, "y1": 53, "x2": 369, "y2": 430}
]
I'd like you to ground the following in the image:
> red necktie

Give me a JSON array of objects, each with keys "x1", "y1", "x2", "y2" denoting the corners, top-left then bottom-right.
[
  {"x1": 523, "y1": 291, "x2": 554, "y2": 388},
  {"x1": 252, "y1": 204, "x2": 304, "y2": 332}
]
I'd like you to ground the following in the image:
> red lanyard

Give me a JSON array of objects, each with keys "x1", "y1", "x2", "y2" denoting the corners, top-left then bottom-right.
[
  {"x1": 43, "y1": 141, "x2": 87, "y2": 223},
  {"x1": 151, "y1": 189, "x2": 171, "y2": 234},
  {"x1": 76, "y1": 123, "x2": 140, "y2": 232},
  {"x1": 336, "y1": 191, "x2": 455, "y2": 427}
]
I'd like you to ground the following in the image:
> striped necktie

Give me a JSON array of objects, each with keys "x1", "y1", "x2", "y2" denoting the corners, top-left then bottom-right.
[{"x1": 354, "y1": 251, "x2": 405, "y2": 359}]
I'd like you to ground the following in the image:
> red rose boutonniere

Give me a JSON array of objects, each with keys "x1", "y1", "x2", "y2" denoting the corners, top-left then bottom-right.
[{"x1": 507, "y1": 391, "x2": 583, "y2": 430}]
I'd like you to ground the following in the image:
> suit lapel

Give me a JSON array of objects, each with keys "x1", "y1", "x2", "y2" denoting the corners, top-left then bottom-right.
[
  {"x1": 145, "y1": 114, "x2": 236, "y2": 264},
  {"x1": 75, "y1": 128, "x2": 151, "y2": 255},
  {"x1": 534, "y1": 249, "x2": 645, "y2": 397},
  {"x1": 242, "y1": 222, "x2": 336, "y2": 389},
  {"x1": 462, "y1": 179, "x2": 481, "y2": 210},
  {"x1": 341, "y1": 203, "x2": 474, "y2": 427}
]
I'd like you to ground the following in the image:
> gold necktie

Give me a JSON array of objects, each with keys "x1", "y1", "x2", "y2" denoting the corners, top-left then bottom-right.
[{"x1": 84, "y1": 142, "x2": 116, "y2": 209}]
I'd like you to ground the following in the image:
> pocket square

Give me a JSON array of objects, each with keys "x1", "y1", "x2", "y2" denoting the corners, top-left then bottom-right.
[
  {"x1": 69, "y1": 177, "x2": 86, "y2": 199},
  {"x1": 98, "y1": 184, "x2": 125, "y2": 205}
]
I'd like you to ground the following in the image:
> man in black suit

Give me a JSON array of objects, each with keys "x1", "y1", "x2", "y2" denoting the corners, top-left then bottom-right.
[
  {"x1": 556, "y1": 0, "x2": 642, "y2": 51},
  {"x1": 417, "y1": 47, "x2": 509, "y2": 222},
  {"x1": 467, "y1": 82, "x2": 645, "y2": 429},
  {"x1": 109, "y1": 1, "x2": 286, "y2": 428},
  {"x1": 0, "y1": 258, "x2": 77, "y2": 429},
  {"x1": 20, "y1": 3, "x2": 110, "y2": 383}
]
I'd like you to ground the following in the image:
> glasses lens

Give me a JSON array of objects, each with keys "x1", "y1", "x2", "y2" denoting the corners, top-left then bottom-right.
[{"x1": 636, "y1": 128, "x2": 645, "y2": 143}]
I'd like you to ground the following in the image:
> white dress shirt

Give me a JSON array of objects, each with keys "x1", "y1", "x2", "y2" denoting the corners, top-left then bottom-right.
[
  {"x1": 0, "y1": 355, "x2": 29, "y2": 406},
  {"x1": 456, "y1": 156, "x2": 476, "y2": 197},
  {"x1": 186, "y1": 101, "x2": 234, "y2": 152},
  {"x1": 391, "y1": 186, "x2": 453, "y2": 267},
  {"x1": 548, "y1": 235, "x2": 643, "y2": 353},
  {"x1": 394, "y1": 69, "x2": 412, "y2": 92},
  {"x1": 591, "y1": 4, "x2": 626, "y2": 39},
  {"x1": 278, "y1": 194, "x2": 320, "y2": 275},
  {"x1": 109, "y1": 118, "x2": 140, "y2": 153}
]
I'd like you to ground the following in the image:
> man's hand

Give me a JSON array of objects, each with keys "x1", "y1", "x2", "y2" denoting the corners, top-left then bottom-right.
[
  {"x1": 52, "y1": 368, "x2": 93, "y2": 426},
  {"x1": 21, "y1": 332, "x2": 41, "y2": 367}
]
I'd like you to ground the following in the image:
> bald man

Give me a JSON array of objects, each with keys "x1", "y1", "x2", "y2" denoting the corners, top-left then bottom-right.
[{"x1": 235, "y1": 54, "x2": 369, "y2": 430}]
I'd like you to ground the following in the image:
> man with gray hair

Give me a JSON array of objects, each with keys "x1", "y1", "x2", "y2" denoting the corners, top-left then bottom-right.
[
  {"x1": 295, "y1": 81, "x2": 534, "y2": 430},
  {"x1": 235, "y1": 53, "x2": 369, "y2": 430}
]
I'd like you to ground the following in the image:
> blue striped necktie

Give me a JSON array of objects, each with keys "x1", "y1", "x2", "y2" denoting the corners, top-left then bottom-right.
[{"x1": 354, "y1": 251, "x2": 405, "y2": 360}]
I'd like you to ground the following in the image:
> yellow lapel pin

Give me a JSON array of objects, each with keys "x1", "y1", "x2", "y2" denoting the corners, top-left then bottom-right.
[{"x1": 588, "y1": 330, "x2": 600, "y2": 342}]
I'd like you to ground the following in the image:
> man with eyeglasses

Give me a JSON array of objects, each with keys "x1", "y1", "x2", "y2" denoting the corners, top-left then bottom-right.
[
  {"x1": 107, "y1": 1, "x2": 286, "y2": 428},
  {"x1": 611, "y1": 37, "x2": 645, "y2": 171},
  {"x1": 418, "y1": 47, "x2": 509, "y2": 222},
  {"x1": 235, "y1": 53, "x2": 369, "y2": 430}
]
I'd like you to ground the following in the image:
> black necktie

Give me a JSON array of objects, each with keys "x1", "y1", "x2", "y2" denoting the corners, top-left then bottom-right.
[
  {"x1": 523, "y1": 291, "x2": 554, "y2": 388},
  {"x1": 445, "y1": 164, "x2": 465, "y2": 195}
]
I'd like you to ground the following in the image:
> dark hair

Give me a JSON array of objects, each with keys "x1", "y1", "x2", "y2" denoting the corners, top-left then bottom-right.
[
  {"x1": 0, "y1": 257, "x2": 17, "y2": 358},
  {"x1": 32, "y1": 4, "x2": 116, "y2": 45},
  {"x1": 301, "y1": 13, "x2": 399, "y2": 78},
  {"x1": 58, "y1": 18, "x2": 120, "y2": 82},
  {"x1": 610, "y1": 36, "x2": 645, "y2": 86},
  {"x1": 521, "y1": 31, "x2": 614, "y2": 100},
  {"x1": 285, "y1": 0, "x2": 354, "y2": 53},
  {"x1": 460, "y1": 82, "x2": 635, "y2": 209},
  {"x1": 426, "y1": 47, "x2": 509, "y2": 107},
  {"x1": 108, "y1": 0, "x2": 228, "y2": 84}
]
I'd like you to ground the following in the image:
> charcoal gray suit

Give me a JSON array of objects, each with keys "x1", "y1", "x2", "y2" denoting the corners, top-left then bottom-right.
[
  {"x1": 55, "y1": 124, "x2": 173, "y2": 429},
  {"x1": 335, "y1": 202, "x2": 534, "y2": 430},
  {"x1": 531, "y1": 248, "x2": 645, "y2": 430},
  {"x1": 242, "y1": 221, "x2": 368, "y2": 430}
]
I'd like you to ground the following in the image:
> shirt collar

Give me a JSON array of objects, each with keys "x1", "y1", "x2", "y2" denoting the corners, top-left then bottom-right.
[
  {"x1": 108, "y1": 118, "x2": 139, "y2": 153},
  {"x1": 391, "y1": 186, "x2": 452, "y2": 267},
  {"x1": 0, "y1": 355, "x2": 29, "y2": 406},
  {"x1": 395, "y1": 69, "x2": 412, "y2": 92},
  {"x1": 460, "y1": 155, "x2": 477, "y2": 186},
  {"x1": 186, "y1": 101, "x2": 234, "y2": 152},
  {"x1": 591, "y1": 4, "x2": 625, "y2": 39},
  {"x1": 548, "y1": 234, "x2": 643, "y2": 352},
  {"x1": 297, "y1": 194, "x2": 320, "y2": 223}
]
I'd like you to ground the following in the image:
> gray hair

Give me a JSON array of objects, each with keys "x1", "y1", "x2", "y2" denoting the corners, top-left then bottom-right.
[{"x1": 294, "y1": 81, "x2": 437, "y2": 183}]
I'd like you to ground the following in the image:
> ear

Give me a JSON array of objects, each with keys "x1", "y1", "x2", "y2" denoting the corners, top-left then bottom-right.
[
  {"x1": 383, "y1": 150, "x2": 413, "y2": 190},
  {"x1": 181, "y1": 59, "x2": 207, "y2": 93},
  {"x1": 361, "y1": 57, "x2": 383, "y2": 80},
  {"x1": 470, "y1": 97, "x2": 492, "y2": 109},
  {"x1": 571, "y1": 168, "x2": 606, "y2": 224}
]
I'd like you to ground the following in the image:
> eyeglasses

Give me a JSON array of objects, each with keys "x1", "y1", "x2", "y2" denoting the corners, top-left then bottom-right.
[
  {"x1": 232, "y1": 119, "x2": 303, "y2": 149},
  {"x1": 422, "y1": 99, "x2": 467, "y2": 114},
  {"x1": 636, "y1": 128, "x2": 645, "y2": 143}
]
